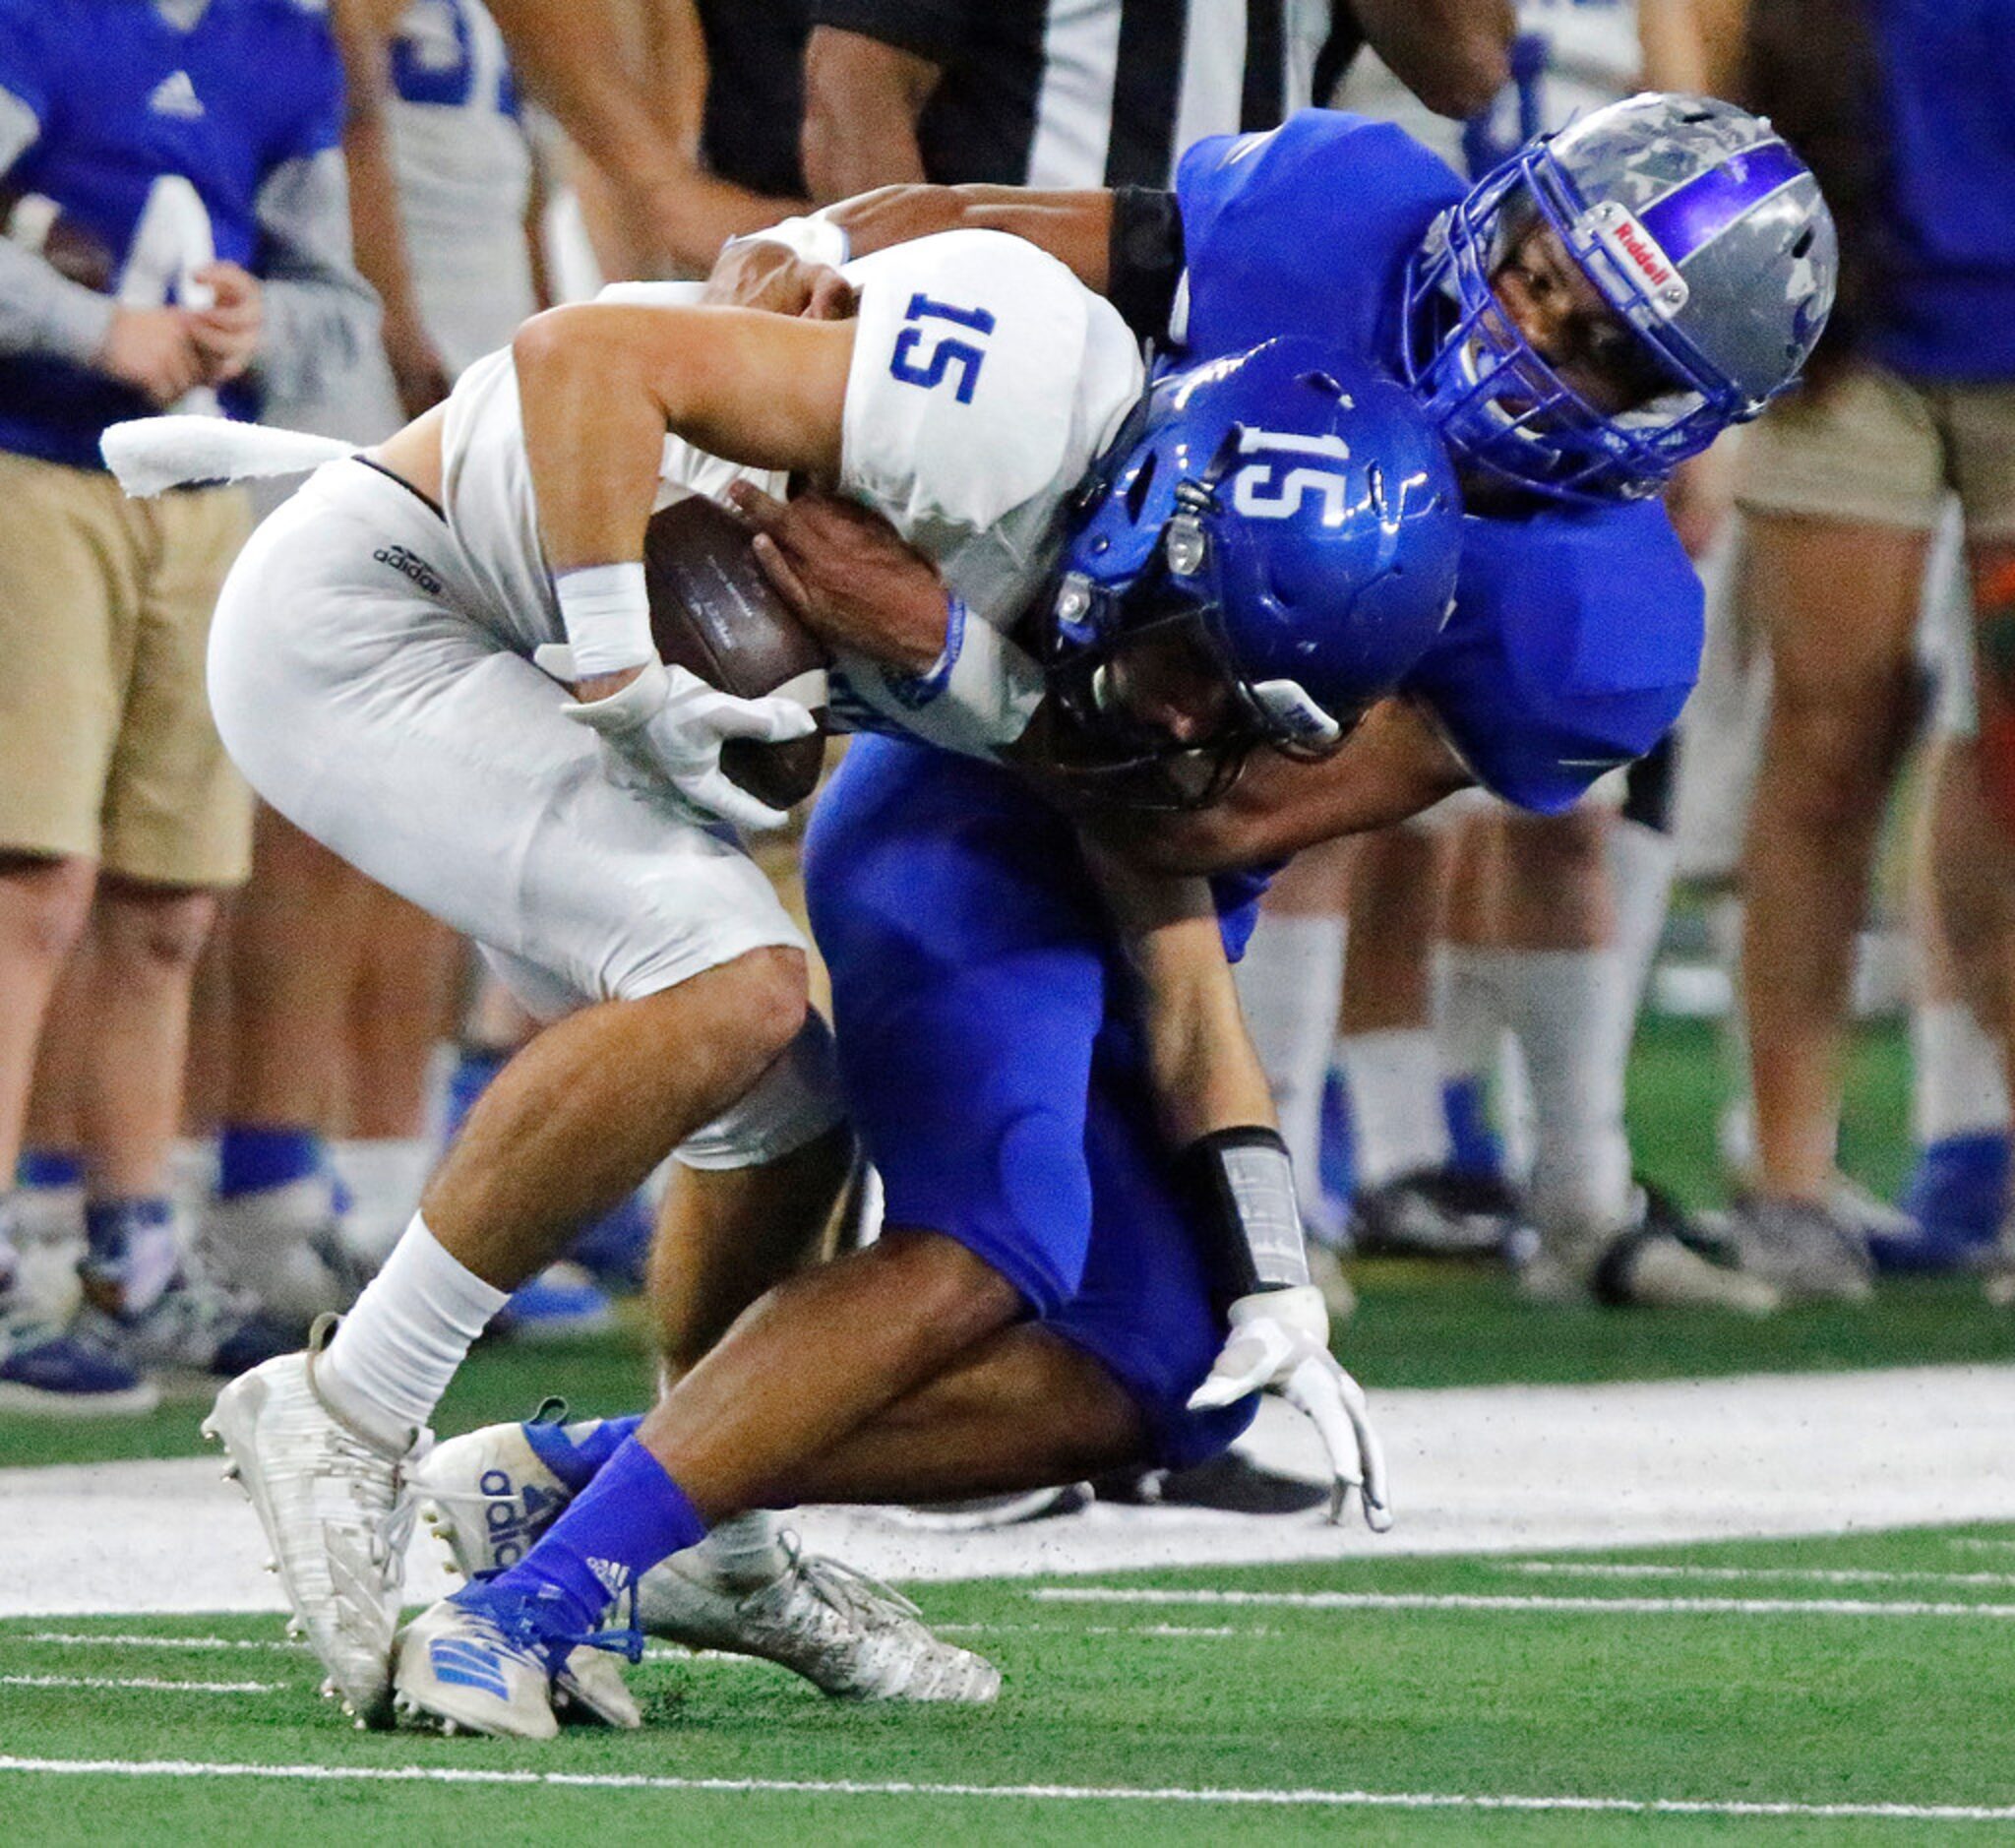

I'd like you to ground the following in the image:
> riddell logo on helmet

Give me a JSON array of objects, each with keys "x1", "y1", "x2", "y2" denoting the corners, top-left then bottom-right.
[{"x1": 1583, "y1": 205, "x2": 1689, "y2": 317}]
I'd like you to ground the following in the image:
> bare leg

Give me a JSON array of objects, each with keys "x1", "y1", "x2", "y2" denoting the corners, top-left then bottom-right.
[
  {"x1": 1742, "y1": 514, "x2": 1926, "y2": 1199},
  {"x1": 74, "y1": 879, "x2": 218, "y2": 1197},
  {"x1": 223, "y1": 811, "x2": 373, "y2": 1135},
  {"x1": 637, "y1": 1227, "x2": 1024, "y2": 1519},
  {"x1": 1341, "y1": 821, "x2": 1443, "y2": 1033},
  {"x1": 784, "y1": 1323, "x2": 1147, "y2": 1507},
  {"x1": 422, "y1": 945, "x2": 810, "y2": 1289},
  {"x1": 648, "y1": 1126, "x2": 855, "y2": 1377},
  {"x1": 345, "y1": 888, "x2": 458, "y2": 1140},
  {"x1": 0, "y1": 854, "x2": 96, "y2": 1180}
]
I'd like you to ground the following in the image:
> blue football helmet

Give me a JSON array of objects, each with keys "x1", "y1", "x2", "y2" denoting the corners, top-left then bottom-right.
[
  {"x1": 1403, "y1": 92, "x2": 1837, "y2": 503},
  {"x1": 1042, "y1": 338, "x2": 1462, "y2": 808}
]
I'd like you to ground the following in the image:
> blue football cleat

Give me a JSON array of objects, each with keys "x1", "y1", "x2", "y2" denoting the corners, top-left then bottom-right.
[{"x1": 0, "y1": 1315, "x2": 157, "y2": 1415}]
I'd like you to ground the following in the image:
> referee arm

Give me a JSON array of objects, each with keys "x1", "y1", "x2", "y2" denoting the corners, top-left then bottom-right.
[{"x1": 824, "y1": 183, "x2": 1186, "y2": 339}]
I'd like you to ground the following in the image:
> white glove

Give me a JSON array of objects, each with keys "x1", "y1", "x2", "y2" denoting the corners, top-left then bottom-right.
[
  {"x1": 1188, "y1": 1283, "x2": 1392, "y2": 1532},
  {"x1": 536, "y1": 650, "x2": 817, "y2": 832}
]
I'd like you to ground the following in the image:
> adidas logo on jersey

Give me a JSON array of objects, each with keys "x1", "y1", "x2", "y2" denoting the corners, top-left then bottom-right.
[
  {"x1": 373, "y1": 544, "x2": 444, "y2": 595},
  {"x1": 147, "y1": 72, "x2": 205, "y2": 120}
]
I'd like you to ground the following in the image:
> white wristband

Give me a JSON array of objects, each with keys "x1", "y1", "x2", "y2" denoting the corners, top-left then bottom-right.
[
  {"x1": 556, "y1": 562, "x2": 653, "y2": 677},
  {"x1": 722, "y1": 213, "x2": 851, "y2": 273}
]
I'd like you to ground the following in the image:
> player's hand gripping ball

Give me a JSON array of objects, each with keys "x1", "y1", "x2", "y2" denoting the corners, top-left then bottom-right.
[{"x1": 641, "y1": 493, "x2": 831, "y2": 812}]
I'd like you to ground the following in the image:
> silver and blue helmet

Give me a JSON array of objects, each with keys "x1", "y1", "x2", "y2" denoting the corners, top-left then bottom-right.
[{"x1": 1402, "y1": 92, "x2": 1838, "y2": 503}]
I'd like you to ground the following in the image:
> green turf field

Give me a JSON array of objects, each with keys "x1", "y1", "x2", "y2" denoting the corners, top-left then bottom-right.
[
  {"x1": 5, "y1": 1523, "x2": 2014, "y2": 1844},
  {"x1": 4, "y1": 1013, "x2": 2010, "y2": 1842}
]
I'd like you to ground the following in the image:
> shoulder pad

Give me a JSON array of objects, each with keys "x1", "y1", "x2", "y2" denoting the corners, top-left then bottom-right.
[{"x1": 840, "y1": 229, "x2": 1119, "y2": 536}]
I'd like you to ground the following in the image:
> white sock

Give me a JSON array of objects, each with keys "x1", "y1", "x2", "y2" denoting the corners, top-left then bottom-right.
[
  {"x1": 1499, "y1": 947, "x2": 1635, "y2": 1233},
  {"x1": 321, "y1": 1213, "x2": 510, "y2": 1435},
  {"x1": 1435, "y1": 943, "x2": 1505, "y2": 1093},
  {"x1": 1233, "y1": 911, "x2": 1345, "y2": 1198},
  {"x1": 1912, "y1": 1000, "x2": 2011, "y2": 1144},
  {"x1": 691, "y1": 1509, "x2": 787, "y2": 1588},
  {"x1": 1607, "y1": 817, "x2": 1678, "y2": 1020},
  {"x1": 330, "y1": 1137, "x2": 437, "y2": 1266},
  {"x1": 1709, "y1": 894, "x2": 1756, "y2": 1175},
  {"x1": 1337, "y1": 1028, "x2": 1449, "y2": 1186}
]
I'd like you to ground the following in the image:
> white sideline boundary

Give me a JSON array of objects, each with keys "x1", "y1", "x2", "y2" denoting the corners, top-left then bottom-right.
[
  {"x1": 2, "y1": 1755, "x2": 2013, "y2": 1822},
  {"x1": 1501, "y1": 1562, "x2": 2015, "y2": 1588},
  {"x1": 1032, "y1": 1587, "x2": 2015, "y2": 1620},
  {"x1": 0, "y1": 1674, "x2": 278, "y2": 1694},
  {"x1": 10, "y1": 1364, "x2": 2015, "y2": 1616}
]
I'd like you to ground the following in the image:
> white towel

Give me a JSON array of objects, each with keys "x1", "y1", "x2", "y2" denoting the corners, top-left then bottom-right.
[{"x1": 99, "y1": 416, "x2": 360, "y2": 498}]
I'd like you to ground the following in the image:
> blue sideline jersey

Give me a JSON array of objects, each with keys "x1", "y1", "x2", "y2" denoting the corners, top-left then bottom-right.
[
  {"x1": 1865, "y1": 0, "x2": 2015, "y2": 382},
  {"x1": 0, "y1": 0, "x2": 345, "y2": 467},
  {"x1": 1174, "y1": 110, "x2": 1704, "y2": 812}
]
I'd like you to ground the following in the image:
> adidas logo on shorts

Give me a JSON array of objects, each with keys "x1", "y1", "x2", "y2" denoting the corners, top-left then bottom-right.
[{"x1": 373, "y1": 543, "x2": 444, "y2": 595}]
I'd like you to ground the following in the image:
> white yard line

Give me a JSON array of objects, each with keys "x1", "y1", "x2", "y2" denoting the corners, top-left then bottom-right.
[
  {"x1": 0, "y1": 1674, "x2": 277, "y2": 1694},
  {"x1": 1032, "y1": 1586, "x2": 2015, "y2": 1620},
  {"x1": 0, "y1": 1755, "x2": 2010, "y2": 1822},
  {"x1": 1500, "y1": 1562, "x2": 2015, "y2": 1589},
  {"x1": 15, "y1": 1632, "x2": 301, "y2": 1652}
]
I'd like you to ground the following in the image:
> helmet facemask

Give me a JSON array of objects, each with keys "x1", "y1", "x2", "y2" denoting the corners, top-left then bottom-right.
[
  {"x1": 1043, "y1": 435, "x2": 1354, "y2": 810},
  {"x1": 1403, "y1": 144, "x2": 1753, "y2": 503}
]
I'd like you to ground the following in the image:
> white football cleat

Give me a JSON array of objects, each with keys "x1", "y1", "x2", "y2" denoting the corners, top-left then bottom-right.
[
  {"x1": 639, "y1": 1538, "x2": 1001, "y2": 1703},
  {"x1": 201, "y1": 1320, "x2": 429, "y2": 1726},
  {"x1": 412, "y1": 1413, "x2": 575, "y2": 1578},
  {"x1": 392, "y1": 1586, "x2": 641, "y2": 1741}
]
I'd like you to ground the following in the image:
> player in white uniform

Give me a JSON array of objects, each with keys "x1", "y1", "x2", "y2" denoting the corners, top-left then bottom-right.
[
  {"x1": 201, "y1": 0, "x2": 547, "y2": 1329},
  {"x1": 107, "y1": 224, "x2": 1378, "y2": 1723}
]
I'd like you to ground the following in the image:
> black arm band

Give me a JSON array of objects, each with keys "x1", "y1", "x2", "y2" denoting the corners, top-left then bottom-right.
[
  {"x1": 1107, "y1": 185, "x2": 1186, "y2": 343},
  {"x1": 1182, "y1": 1126, "x2": 1312, "y2": 1305}
]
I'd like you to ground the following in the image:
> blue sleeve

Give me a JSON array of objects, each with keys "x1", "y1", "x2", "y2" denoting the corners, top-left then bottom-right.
[
  {"x1": 263, "y1": 7, "x2": 345, "y2": 171},
  {"x1": 0, "y1": 0, "x2": 61, "y2": 137},
  {"x1": 1402, "y1": 503, "x2": 1704, "y2": 814},
  {"x1": 1171, "y1": 109, "x2": 1463, "y2": 365}
]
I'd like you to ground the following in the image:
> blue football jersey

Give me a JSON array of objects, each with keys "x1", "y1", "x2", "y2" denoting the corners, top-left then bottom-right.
[
  {"x1": 1173, "y1": 109, "x2": 1703, "y2": 812},
  {"x1": 0, "y1": 0, "x2": 345, "y2": 466}
]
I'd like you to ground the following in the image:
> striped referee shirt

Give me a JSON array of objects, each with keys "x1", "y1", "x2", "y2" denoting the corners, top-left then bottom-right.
[{"x1": 810, "y1": 0, "x2": 1335, "y2": 189}]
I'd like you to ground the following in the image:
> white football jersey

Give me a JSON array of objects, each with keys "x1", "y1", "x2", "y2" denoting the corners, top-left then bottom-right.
[
  {"x1": 436, "y1": 228, "x2": 1145, "y2": 755},
  {"x1": 388, "y1": 0, "x2": 535, "y2": 373}
]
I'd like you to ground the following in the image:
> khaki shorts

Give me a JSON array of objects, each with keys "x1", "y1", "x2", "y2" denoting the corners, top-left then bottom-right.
[
  {"x1": 1735, "y1": 361, "x2": 2015, "y2": 539},
  {"x1": 0, "y1": 451, "x2": 253, "y2": 884}
]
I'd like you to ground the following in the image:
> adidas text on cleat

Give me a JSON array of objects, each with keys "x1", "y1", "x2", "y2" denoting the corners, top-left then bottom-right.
[
  {"x1": 393, "y1": 1584, "x2": 641, "y2": 1741},
  {"x1": 638, "y1": 1537, "x2": 1000, "y2": 1703},
  {"x1": 201, "y1": 1319, "x2": 430, "y2": 1726},
  {"x1": 411, "y1": 1417, "x2": 576, "y2": 1578}
]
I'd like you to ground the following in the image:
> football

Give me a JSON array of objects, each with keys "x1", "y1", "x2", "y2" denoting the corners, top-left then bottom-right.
[{"x1": 643, "y1": 492, "x2": 830, "y2": 811}]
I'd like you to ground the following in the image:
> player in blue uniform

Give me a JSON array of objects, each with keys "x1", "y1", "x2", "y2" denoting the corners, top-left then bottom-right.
[
  {"x1": 389, "y1": 95, "x2": 1835, "y2": 1736},
  {"x1": 0, "y1": 0, "x2": 378, "y2": 1411}
]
